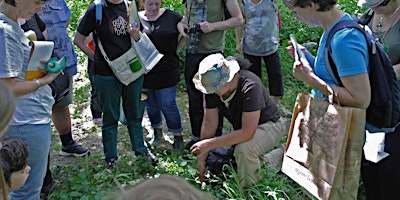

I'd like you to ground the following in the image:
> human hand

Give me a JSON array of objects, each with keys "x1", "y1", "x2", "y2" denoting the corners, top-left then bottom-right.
[
  {"x1": 37, "y1": 63, "x2": 60, "y2": 85},
  {"x1": 292, "y1": 58, "x2": 313, "y2": 83},
  {"x1": 199, "y1": 21, "x2": 214, "y2": 33},
  {"x1": 177, "y1": 22, "x2": 189, "y2": 38},
  {"x1": 191, "y1": 139, "x2": 211, "y2": 155},
  {"x1": 196, "y1": 152, "x2": 208, "y2": 173},
  {"x1": 41, "y1": 72, "x2": 60, "y2": 85},
  {"x1": 235, "y1": 42, "x2": 242, "y2": 53},
  {"x1": 127, "y1": 20, "x2": 141, "y2": 41},
  {"x1": 286, "y1": 40, "x2": 308, "y2": 60}
]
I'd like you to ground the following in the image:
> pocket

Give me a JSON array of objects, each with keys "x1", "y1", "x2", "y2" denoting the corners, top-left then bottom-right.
[
  {"x1": 106, "y1": 48, "x2": 145, "y2": 85},
  {"x1": 49, "y1": 73, "x2": 70, "y2": 103}
]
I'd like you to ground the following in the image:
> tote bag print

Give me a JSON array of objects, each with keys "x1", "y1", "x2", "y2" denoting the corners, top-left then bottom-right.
[{"x1": 282, "y1": 92, "x2": 365, "y2": 200}]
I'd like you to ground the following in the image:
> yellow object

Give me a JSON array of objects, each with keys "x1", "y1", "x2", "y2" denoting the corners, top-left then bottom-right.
[
  {"x1": 25, "y1": 30, "x2": 37, "y2": 41},
  {"x1": 26, "y1": 70, "x2": 45, "y2": 81}
]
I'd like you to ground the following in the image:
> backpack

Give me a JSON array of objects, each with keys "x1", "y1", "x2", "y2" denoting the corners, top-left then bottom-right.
[
  {"x1": 325, "y1": 19, "x2": 400, "y2": 132},
  {"x1": 206, "y1": 146, "x2": 237, "y2": 175},
  {"x1": 95, "y1": 0, "x2": 134, "y2": 25}
]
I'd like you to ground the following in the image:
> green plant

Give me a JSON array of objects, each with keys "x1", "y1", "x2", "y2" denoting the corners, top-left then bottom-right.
[{"x1": 51, "y1": 0, "x2": 368, "y2": 199}]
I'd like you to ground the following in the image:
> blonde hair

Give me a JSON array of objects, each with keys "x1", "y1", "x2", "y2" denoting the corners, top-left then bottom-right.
[
  {"x1": 119, "y1": 175, "x2": 213, "y2": 200},
  {"x1": 0, "y1": 80, "x2": 14, "y2": 136}
]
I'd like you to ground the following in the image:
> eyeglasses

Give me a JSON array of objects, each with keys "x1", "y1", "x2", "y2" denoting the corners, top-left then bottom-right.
[{"x1": 378, "y1": 0, "x2": 391, "y2": 7}]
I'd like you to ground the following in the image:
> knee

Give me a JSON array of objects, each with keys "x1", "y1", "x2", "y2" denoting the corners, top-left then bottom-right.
[{"x1": 233, "y1": 144, "x2": 254, "y2": 160}]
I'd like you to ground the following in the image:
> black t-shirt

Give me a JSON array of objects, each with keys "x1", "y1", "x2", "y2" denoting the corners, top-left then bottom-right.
[
  {"x1": 77, "y1": 0, "x2": 131, "y2": 76},
  {"x1": 141, "y1": 9, "x2": 183, "y2": 89},
  {"x1": 21, "y1": 14, "x2": 46, "y2": 41},
  {"x1": 205, "y1": 70, "x2": 280, "y2": 130}
]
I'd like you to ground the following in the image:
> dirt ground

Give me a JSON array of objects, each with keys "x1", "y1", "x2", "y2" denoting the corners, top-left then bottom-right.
[
  {"x1": 48, "y1": 65, "x2": 183, "y2": 168},
  {"x1": 48, "y1": 63, "x2": 290, "y2": 170},
  {"x1": 48, "y1": 97, "x2": 162, "y2": 168},
  {"x1": 48, "y1": 65, "x2": 153, "y2": 168}
]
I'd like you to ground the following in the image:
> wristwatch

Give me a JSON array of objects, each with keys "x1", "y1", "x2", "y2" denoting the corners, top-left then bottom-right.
[{"x1": 35, "y1": 79, "x2": 42, "y2": 88}]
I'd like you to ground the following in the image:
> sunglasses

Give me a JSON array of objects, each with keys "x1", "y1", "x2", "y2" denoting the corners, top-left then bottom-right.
[{"x1": 378, "y1": 0, "x2": 391, "y2": 7}]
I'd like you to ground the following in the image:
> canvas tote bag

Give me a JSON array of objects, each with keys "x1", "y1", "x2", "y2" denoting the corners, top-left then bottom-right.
[
  {"x1": 95, "y1": 0, "x2": 163, "y2": 86},
  {"x1": 281, "y1": 92, "x2": 365, "y2": 200},
  {"x1": 97, "y1": 39, "x2": 145, "y2": 86}
]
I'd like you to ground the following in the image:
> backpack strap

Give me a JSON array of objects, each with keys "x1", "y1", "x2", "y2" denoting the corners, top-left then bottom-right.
[
  {"x1": 324, "y1": 20, "x2": 368, "y2": 87},
  {"x1": 222, "y1": 0, "x2": 231, "y2": 20},
  {"x1": 95, "y1": 0, "x2": 102, "y2": 25},
  {"x1": 359, "y1": 9, "x2": 374, "y2": 26}
]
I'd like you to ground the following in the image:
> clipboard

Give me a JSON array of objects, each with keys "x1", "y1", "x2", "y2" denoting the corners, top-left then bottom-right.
[{"x1": 26, "y1": 41, "x2": 54, "y2": 80}]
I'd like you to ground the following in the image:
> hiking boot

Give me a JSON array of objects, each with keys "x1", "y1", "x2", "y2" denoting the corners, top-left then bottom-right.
[
  {"x1": 144, "y1": 151, "x2": 158, "y2": 166},
  {"x1": 277, "y1": 104, "x2": 293, "y2": 118},
  {"x1": 148, "y1": 128, "x2": 163, "y2": 146},
  {"x1": 173, "y1": 136, "x2": 184, "y2": 151},
  {"x1": 59, "y1": 141, "x2": 90, "y2": 157},
  {"x1": 184, "y1": 139, "x2": 199, "y2": 150},
  {"x1": 106, "y1": 161, "x2": 118, "y2": 170}
]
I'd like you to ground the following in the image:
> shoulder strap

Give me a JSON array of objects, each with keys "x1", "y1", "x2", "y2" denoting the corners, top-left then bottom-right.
[
  {"x1": 222, "y1": 0, "x2": 230, "y2": 20},
  {"x1": 95, "y1": 0, "x2": 102, "y2": 25},
  {"x1": 324, "y1": 20, "x2": 367, "y2": 86},
  {"x1": 359, "y1": 9, "x2": 374, "y2": 26}
]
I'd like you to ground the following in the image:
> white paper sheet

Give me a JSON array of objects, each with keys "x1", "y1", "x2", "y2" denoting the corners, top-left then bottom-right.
[{"x1": 27, "y1": 41, "x2": 54, "y2": 71}]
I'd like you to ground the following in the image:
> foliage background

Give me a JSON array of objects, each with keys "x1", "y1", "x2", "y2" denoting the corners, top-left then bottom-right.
[{"x1": 47, "y1": 0, "x2": 367, "y2": 199}]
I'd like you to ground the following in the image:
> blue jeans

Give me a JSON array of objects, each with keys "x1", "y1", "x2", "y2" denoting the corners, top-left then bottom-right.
[
  {"x1": 6, "y1": 123, "x2": 51, "y2": 200},
  {"x1": 94, "y1": 75, "x2": 147, "y2": 162},
  {"x1": 143, "y1": 84, "x2": 183, "y2": 133}
]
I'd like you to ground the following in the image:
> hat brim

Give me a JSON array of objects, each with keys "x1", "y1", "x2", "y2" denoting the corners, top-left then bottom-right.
[
  {"x1": 193, "y1": 57, "x2": 240, "y2": 94},
  {"x1": 357, "y1": 0, "x2": 385, "y2": 8}
]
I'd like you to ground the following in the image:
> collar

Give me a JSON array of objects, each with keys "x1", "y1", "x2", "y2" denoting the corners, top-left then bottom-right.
[{"x1": 220, "y1": 89, "x2": 236, "y2": 107}]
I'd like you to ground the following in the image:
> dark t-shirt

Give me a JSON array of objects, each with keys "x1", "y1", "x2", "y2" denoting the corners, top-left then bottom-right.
[
  {"x1": 21, "y1": 14, "x2": 46, "y2": 41},
  {"x1": 141, "y1": 9, "x2": 183, "y2": 89},
  {"x1": 205, "y1": 70, "x2": 280, "y2": 130},
  {"x1": 77, "y1": 1, "x2": 131, "y2": 76}
]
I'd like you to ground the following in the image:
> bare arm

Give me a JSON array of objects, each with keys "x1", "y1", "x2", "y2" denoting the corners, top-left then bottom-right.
[
  {"x1": 1, "y1": 71, "x2": 59, "y2": 97},
  {"x1": 199, "y1": 0, "x2": 244, "y2": 33},
  {"x1": 331, "y1": 74, "x2": 371, "y2": 108},
  {"x1": 293, "y1": 59, "x2": 371, "y2": 109},
  {"x1": 234, "y1": 0, "x2": 243, "y2": 52},
  {"x1": 192, "y1": 109, "x2": 260, "y2": 173},
  {"x1": 200, "y1": 107, "x2": 219, "y2": 140},
  {"x1": 74, "y1": 31, "x2": 95, "y2": 61},
  {"x1": 84, "y1": 33, "x2": 93, "y2": 46},
  {"x1": 176, "y1": 35, "x2": 186, "y2": 53},
  {"x1": 193, "y1": 110, "x2": 260, "y2": 154},
  {"x1": 177, "y1": 15, "x2": 189, "y2": 38}
]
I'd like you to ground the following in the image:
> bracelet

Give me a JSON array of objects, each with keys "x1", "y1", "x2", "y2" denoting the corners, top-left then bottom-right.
[{"x1": 34, "y1": 79, "x2": 42, "y2": 88}]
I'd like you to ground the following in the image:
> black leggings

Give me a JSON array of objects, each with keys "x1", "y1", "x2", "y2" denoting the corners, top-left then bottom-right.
[{"x1": 361, "y1": 126, "x2": 400, "y2": 200}]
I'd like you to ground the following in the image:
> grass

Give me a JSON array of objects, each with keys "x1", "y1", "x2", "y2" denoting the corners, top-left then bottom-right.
[{"x1": 47, "y1": 0, "x2": 368, "y2": 199}]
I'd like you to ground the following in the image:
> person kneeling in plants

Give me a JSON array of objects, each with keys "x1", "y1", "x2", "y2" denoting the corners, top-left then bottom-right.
[{"x1": 191, "y1": 53, "x2": 287, "y2": 188}]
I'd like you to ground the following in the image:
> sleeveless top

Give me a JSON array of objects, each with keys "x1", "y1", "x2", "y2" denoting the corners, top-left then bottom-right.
[{"x1": 242, "y1": 0, "x2": 279, "y2": 56}]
